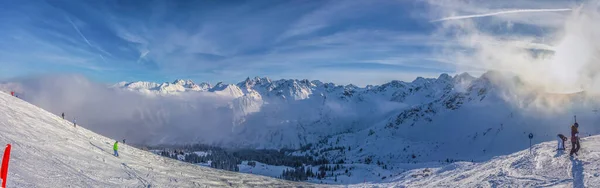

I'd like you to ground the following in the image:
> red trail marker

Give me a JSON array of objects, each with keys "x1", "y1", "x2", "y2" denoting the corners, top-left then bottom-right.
[{"x1": 1, "y1": 144, "x2": 12, "y2": 188}]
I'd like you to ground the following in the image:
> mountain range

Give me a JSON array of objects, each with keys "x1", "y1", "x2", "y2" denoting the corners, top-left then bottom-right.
[
  {"x1": 3, "y1": 80, "x2": 599, "y2": 186},
  {"x1": 113, "y1": 71, "x2": 600, "y2": 167}
]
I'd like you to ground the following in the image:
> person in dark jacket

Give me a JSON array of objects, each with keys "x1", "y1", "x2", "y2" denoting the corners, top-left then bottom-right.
[
  {"x1": 570, "y1": 123, "x2": 580, "y2": 156},
  {"x1": 557, "y1": 134, "x2": 567, "y2": 150},
  {"x1": 61, "y1": 113, "x2": 65, "y2": 119}
]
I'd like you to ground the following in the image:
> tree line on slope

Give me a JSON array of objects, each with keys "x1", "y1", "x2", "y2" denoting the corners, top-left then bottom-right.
[{"x1": 147, "y1": 143, "x2": 330, "y2": 173}]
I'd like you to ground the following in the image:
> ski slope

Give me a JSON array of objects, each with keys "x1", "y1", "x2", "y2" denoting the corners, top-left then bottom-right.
[
  {"x1": 0, "y1": 92, "x2": 323, "y2": 187},
  {"x1": 359, "y1": 136, "x2": 600, "y2": 187}
]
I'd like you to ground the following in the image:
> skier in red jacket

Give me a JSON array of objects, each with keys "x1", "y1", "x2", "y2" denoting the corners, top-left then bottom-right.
[{"x1": 570, "y1": 123, "x2": 580, "y2": 156}]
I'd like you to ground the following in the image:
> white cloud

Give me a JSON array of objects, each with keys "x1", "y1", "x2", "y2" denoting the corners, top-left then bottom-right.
[
  {"x1": 0, "y1": 75, "x2": 237, "y2": 145},
  {"x1": 426, "y1": 0, "x2": 600, "y2": 95}
]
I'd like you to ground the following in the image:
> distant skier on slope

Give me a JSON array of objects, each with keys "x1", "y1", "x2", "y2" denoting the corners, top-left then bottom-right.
[
  {"x1": 73, "y1": 119, "x2": 77, "y2": 127},
  {"x1": 570, "y1": 122, "x2": 580, "y2": 157},
  {"x1": 557, "y1": 134, "x2": 567, "y2": 150},
  {"x1": 10, "y1": 91, "x2": 13, "y2": 96},
  {"x1": 61, "y1": 113, "x2": 65, "y2": 120},
  {"x1": 113, "y1": 141, "x2": 119, "y2": 157}
]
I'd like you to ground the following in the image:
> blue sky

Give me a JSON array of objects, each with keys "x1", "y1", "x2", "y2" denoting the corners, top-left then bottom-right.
[{"x1": 0, "y1": 0, "x2": 579, "y2": 86}]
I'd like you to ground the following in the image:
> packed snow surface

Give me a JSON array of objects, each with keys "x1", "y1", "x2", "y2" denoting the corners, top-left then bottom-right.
[
  {"x1": 0, "y1": 92, "x2": 322, "y2": 187},
  {"x1": 354, "y1": 136, "x2": 599, "y2": 187}
]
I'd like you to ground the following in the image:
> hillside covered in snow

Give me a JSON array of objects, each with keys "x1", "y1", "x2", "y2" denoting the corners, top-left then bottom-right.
[
  {"x1": 365, "y1": 135, "x2": 600, "y2": 187},
  {"x1": 0, "y1": 91, "x2": 319, "y2": 187}
]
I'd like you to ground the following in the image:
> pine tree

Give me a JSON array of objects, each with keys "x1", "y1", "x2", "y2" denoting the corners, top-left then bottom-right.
[{"x1": 306, "y1": 168, "x2": 311, "y2": 177}]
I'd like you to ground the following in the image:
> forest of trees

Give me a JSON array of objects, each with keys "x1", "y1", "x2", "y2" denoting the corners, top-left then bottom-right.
[
  {"x1": 154, "y1": 144, "x2": 240, "y2": 172},
  {"x1": 279, "y1": 164, "x2": 344, "y2": 181},
  {"x1": 149, "y1": 143, "x2": 331, "y2": 175},
  {"x1": 232, "y1": 149, "x2": 329, "y2": 168}
]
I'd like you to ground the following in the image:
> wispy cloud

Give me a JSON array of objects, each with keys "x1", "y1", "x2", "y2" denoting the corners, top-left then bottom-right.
[
  {"x1": 431, "y1": 8, "x2": 572, "y2": 22},
  {"x1": 0, "y1": 0, "x2": 462, "y2": 84}
]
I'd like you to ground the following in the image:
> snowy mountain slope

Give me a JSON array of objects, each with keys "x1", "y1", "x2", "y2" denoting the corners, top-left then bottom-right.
[
  {"x1": 114, "y1": 79, "x2": 211, "y2": 95},
  {"x1": 210, "y1": 82, "x2": 245, "y2": 98},
  {"x1": 360, "y1": 135, "x2": 600, "y2": 187},
  {"x1": 226, "y1": 72, "x2": 595, "y2": 149},
  {"x1": 0, "y1": 92, "x2": 325, "y2": 187},
  {"x1": 201, "y1": 71, "x2": 600, "y2": 184},
  {"x1": 284, "y1": 87, "x2": 600, "y2": 184}
]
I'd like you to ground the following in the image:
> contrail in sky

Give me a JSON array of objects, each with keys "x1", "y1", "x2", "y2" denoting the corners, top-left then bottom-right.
[
  {"x1": 432, "y1": 8, "x2": 572, "y2": 22},
  {"x1": 67, "y1": 17, "x2": 93, "y2": 47},
  {"x1": 67, "y1": 16, "x2": 110, "y2": 63}
]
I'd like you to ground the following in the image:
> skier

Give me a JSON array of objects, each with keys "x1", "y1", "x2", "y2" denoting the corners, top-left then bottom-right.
[
  {"x1": 122, "y1": 139, "x2": 126, "y2": 144},
  {"x1": 113, "y1": 141, "x2": 119, "y2": 157},
  {"x1": 557, "y1": 134, "x2": 567, "y2": 150},
  {"x1": 570, "y1": 123, "x2": 580, "y2": 157},
  {"x1": 73, "y1": 119, "x2": 77, "y2": 127},
  {"x1": 10, "y1": 91, "x2": 13, "y2": 96},
  {"x1": 61, "y1": 113, "x2": 65, "y2": 120}
]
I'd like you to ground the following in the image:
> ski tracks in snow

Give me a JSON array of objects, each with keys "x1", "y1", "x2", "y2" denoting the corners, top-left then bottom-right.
[
  {"x1": 571, "y1": 158, "x2": 585, "y2": 188},
  {"x1": 121, "y1": 163, "x2": 151, "y2": 187}
]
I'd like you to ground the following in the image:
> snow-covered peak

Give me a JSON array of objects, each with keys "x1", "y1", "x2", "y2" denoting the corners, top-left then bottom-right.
[
  {"x1": 123, "y1": 81, "x2": 161, "y2": 91},
  {"x1": 117, "y1": 79, "x2": 212, "y2": 94},
  {"x1": 211, "y1": 82, "x2": 227, "y2": 91},
  {"x1": 237, "y1": 77, "x2": 273, "y2": 93},
  {"x1": 172, "y1": 79, "x2": 211, "y2": 91},
  {"x1": 453, "y1": 72, "x2": 475, "y2": 83},
  {"x1": 196, "y1": 82, "x2": 212, "y2": 91},
  {"x1": 271, "y1": 79, "x2": 314, "y2": 100},
  {"x1": 437, "y1": 73, "x2": 452, "y2": 82},
  {"x1": 210, "y1": 82, "x2": 244, "y2": 98},
  {"x1": 112, "y1": 81, "x2": 129, "y2": 88},
  {"x1": 172, "y1": 79, "x2": 195, "y2": 87},
  {"x1": 412, "y1": 76, "x2": 437, "y2": 86},
  {"x1": 453, "y1": 73, "x2": 476, "y2": 92},
  {"x1": 172, "y1": 79, "x2": 193, "y2": 86},
  {"x1": 345, "y1": 84, "x2": 358, "y2": 90}
]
